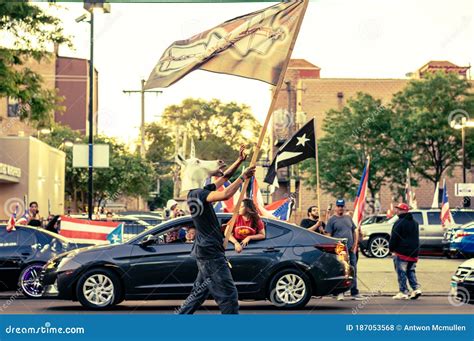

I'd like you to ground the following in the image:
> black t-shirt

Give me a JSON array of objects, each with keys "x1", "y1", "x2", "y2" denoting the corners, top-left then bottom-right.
[
  {"x1": 300, "y1": 218, "x2": 325, "y2": 230},
  {"x1": 187, "y1": 183, "x2": 225, "y2": 259}
]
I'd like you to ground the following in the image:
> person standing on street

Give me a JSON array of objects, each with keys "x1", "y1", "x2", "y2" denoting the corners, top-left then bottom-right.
[
  {"x1": 326, "y1": 199, "x2": 364, "y2": 301},
  {"x1": 300, "y1": 206, "x2": 325, "y2": 233},
  {"x1": 176, "y1": 145, "x2": 256, "y2": 314},
  {"x1": 389, "y1": 203, "x2": 422, "y2": 300}
]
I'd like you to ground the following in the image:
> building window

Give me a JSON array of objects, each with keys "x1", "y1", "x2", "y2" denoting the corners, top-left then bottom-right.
[
  {"x1": 7, "y1": 97, "x2": 20, "y2": 118},
  {"x1": 337, "y1": 92, "x2": 344, "y2": 99}
]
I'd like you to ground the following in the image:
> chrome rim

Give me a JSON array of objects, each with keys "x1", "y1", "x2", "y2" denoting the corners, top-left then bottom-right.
[
  {"x1": 370, "y1": 237, "x2": 389, "y2": 258},
  {"x1": 83, "y1": 274, "x2": 114, "y2": 307},
  {"x1": 21, "y1": 265, "x2": 44, "y2": 297},
  {"x1": 274, "y1": 274, "x2": 306, "y2": 304}
]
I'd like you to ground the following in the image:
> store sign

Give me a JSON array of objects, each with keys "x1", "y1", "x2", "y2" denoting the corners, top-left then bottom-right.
[
  {"x1": 455, "y1": 183, "x2": 474, "y2": 197},
  {"x1": 0, "y1": 163, "x2": 21, "y2": 178}
]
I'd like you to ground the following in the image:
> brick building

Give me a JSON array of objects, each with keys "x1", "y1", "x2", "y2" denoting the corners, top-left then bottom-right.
[
  {"x1": 269, "y1": 59, "x2": 473, "y2": 223},
  {"x1": 0, "y1": 52, "x2": 98, "y2": 137}
]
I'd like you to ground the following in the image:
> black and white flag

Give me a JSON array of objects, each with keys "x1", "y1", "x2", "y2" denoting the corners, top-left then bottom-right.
[{"x1": 264, "y1": 118, "x2": 315, "y2": 187}]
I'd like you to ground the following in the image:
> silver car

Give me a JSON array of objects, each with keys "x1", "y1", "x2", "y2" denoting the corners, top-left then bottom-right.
[{"x1": 359, "y1": 209, "x2": 474, "y2": 258}]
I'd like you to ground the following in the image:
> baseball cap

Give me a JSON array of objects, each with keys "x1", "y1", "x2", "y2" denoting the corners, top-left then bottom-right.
[
  {"x1": 395, "y1": 203, "x2": 410, "y2": 211},
  {"x1": 336, "y1": 199, "x2": 345, "y2": 207}
]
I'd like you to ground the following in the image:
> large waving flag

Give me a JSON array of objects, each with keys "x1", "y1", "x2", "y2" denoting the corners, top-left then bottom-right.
[
  {"x1": 60, "y1": 216, "x2": 121, "y2": 245},
  {"x1": 145, "y1": 1, "x2": 305, "y2": 89},
  {"x1": 440, "y1": 179, "x2": 452, "y2": 226},
  {"x1": 352, "y1": 158, "x2": 370, "y2": 228},
  {"x1": 264, "y1": 118, "x2": 315, "y2": 188}
]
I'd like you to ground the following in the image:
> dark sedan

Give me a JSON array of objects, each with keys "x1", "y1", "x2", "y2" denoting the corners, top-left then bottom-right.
[
  {"x1": 41, "y1": 214, "x2": 353, "y2": 309},
  {"x1": 0, "y1": 224, "x2": 80, "y2": 298}
]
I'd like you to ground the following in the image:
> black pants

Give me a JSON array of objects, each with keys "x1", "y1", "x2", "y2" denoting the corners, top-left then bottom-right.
[{"x1": 176, "y1": 256, "x2": 239, "y2": 314}]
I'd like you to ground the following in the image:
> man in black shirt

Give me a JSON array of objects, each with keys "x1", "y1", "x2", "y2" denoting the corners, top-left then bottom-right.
[
  {"x1": 177, "y1": 146, "x2": 256, "y2": 314},
  {"x1": 300, "y1": 205, "x2": 325, "y2": 233}
]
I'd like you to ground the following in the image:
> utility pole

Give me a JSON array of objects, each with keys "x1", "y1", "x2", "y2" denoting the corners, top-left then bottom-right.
[{"x1": 123, "y1": 79, "x2": 162, "y2": 158}]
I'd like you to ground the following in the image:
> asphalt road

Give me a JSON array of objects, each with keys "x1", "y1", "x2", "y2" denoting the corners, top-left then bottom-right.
[{"x1": 0, "y1": 296, "x2": 472, "y2": 314}]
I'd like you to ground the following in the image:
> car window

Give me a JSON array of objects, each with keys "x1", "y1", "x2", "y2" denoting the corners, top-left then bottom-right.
[
  {"x1": 155, "y1": 223, "x2": 195, "y2": 245},
  {"x1": 0, "y1": 227, "x2": 18, "y2": 246},
  {"x1": 411, "y1": 212, "x2": 423, "y2": 225},
  {"x1": 427, "y1": 212, "x2": 442, "y2": 225},
  {"x1": 17, "y1": 228, "x2": 37, "y2": 246},
  {"x1": 452, "y1": 211, "x2": 474, "y2": 225},
  {"x1": 265, "y1": 222, "x2": 290, "y2": 239}
]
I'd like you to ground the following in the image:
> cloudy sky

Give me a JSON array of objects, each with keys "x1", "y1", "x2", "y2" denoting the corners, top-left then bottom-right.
[{"x1": 41, "y1": 0, "x2": 473, "y2": 146}]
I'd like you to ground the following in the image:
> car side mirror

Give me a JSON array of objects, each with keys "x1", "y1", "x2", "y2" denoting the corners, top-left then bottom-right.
[{"x1": 139, "y1": 234, "x2": 157, "y2": 247}]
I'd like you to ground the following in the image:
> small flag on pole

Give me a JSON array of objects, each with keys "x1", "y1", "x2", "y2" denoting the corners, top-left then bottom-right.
[
  {"x1": 352, "y1": 157, "x2": 370, "y2": 228},
  {"x1": 440, "y1": 179, "x2": 452, "y2": 226},
  {"x1": 145, "y1": 1, "x2": 305, "y2": 89},
  {"x1": 6, "y1": 204, "x2": 18, "y2": 233},
  {"x1": 405, "y1": 168, "x2": 418, "y2": 209},
  {"x1": 107, "y1": 223, "x2": 124, "y2": 245},
  {"x1": 431, "y1": 181, "x2": 440, "y2": 209}
]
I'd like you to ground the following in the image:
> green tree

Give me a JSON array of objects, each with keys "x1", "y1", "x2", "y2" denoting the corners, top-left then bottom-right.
[
  {"x1": 0, "y1": 2, "x2": 71, "y2": 126},
  {"x1": 300, "y1": 93, "x2": 397, "y2": 200},
  {"x1": 161, "y1": 98, "x2": 261, "y2": 162},
  {"x1": 390, "y1": 72, "x2": 474, "y2": 189}
]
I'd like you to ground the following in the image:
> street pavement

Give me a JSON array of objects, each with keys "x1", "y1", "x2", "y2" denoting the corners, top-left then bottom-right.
[
  {"x1": 357, "y1": 255, "x2": 465, "y2": 295},
  {"x1": 0, "y1": 297, "x2": 471, "y2": 314}
]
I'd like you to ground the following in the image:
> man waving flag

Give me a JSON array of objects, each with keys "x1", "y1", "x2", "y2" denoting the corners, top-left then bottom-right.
[
  {"x1": 145, "y1": 1, "x2": 305, "y2": 89},
  {"x1": 264, "y1": 118, "x2": 315, "y2": 188},
  {"x1": 353, "y1": 157, "x2": 370, "y2": 228}
]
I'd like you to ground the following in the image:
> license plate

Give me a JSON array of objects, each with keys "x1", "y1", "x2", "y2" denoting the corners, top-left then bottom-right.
[{"x1": 450, "y1": 281, "x2": 457, "y2": 296}]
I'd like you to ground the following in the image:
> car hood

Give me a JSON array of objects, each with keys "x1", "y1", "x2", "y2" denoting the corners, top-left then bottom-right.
[{"x1": 459, "y1": 258, "x2": 474, "y2": 269}]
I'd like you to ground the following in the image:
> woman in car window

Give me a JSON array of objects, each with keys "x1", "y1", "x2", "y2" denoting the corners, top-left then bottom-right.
[{"x1": 229, "y1": 199, "x2": 265, "y2": 253}]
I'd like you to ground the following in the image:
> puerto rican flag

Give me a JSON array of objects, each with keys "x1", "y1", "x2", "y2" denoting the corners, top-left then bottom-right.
[
  {"x1": 59, "y1": 216, "x2": 121, "y2": 245},
  {"x1": 249, "y1": 176, "x2": 293, "y2": 221},
  {"x1": 352, "y1": 158, "x2": 370, "y2": 228},
  {"x1": 440, "y1": 179, "x2": 452, "y2": 226},
  {"x1": 211, "y1": 179, "x2": 240, "y2": 213}
]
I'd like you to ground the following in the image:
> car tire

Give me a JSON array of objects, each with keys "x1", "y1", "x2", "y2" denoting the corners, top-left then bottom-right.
[
  {"x1": 368, "y1": 236, "x2": 390, "y2": 258},
  {"x1": 268, "y1": 268, "x2": 311, "y2": 309},
  {"x1": 19, "y1": 263, "x2": 45, "y2": 298},
  {"x1": 76, "y1": 268, "x2": 122, "y2": 309}
]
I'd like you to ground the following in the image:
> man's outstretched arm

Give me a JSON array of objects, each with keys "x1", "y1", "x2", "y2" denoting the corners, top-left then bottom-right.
[
  {"x1": 207, "y1": 166, "x2": 256, "y2": 203},
  {"x1": 213, "y1": 145, "x2": 247, "y2": 189}
]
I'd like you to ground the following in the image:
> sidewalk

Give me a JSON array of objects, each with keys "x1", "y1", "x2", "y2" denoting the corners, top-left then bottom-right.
[{"x1": 357, "y1": 256, "x2": 465, "y2": 295}]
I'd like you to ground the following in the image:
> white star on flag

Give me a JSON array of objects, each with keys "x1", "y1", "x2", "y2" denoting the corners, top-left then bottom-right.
[{"x1": 296, "y1": 134, "x2": 310, "y2": 147}]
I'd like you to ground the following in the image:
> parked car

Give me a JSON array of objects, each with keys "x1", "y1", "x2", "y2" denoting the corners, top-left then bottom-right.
[
  {"x1": 450, "y1": 258, "x2": 474, "y2": 304},
  {"x1": 41, "y1": 213, "x2": 353, "y2": 310},
  {"x1": 0, "y1": 224, "x2": 81, "y2": 298},
  {"x1": 443, "y1": 223, "x2": 474, "y2": 258},
  {"x1": 361, "y1": 215, "x2": 387, "y2": 226},
  {"x1": 360, "y1": 209, "x2": 474, "y2": 258}
]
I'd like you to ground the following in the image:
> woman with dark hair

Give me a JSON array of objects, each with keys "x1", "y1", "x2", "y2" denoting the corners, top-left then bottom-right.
[
  {"x1": 27, "y1": 201, "x2": 42, "y2": 227},
  {"x1": 229, "y1": 199, "x2": 265, "y2": 253}
]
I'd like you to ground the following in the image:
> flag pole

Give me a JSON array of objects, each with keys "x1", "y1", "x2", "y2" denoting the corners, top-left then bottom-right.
[
  {"x1": 224, "y1": 0, "x2": 309, "y2": 248},
  {"x1": 313, "y1": 118, "x2": 322, "y2": 218}
]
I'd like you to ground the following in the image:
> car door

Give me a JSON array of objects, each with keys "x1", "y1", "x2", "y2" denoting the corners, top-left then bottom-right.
[
  {"x1": 126, "y1": 220, "x2": 197, "y2": 297},
  {"x1": 225, "y1": 221, "x2": 293, "y2": 294},
  {"x1": 0, "y1": 226, "x2": 21, "y2": 288}
]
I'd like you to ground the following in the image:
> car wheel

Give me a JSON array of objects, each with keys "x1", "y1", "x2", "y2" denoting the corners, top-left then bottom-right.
[
  {"x1": 368, "y1": 236, "x2": 390, "y2": 258},
  {"x1": 19, "y1": 263, "x2": 45, "y2": 298},
  {"x1": 268, "y1": 269, "x2": 311, "y2": 309},
  {"x1": 76, "y1": 268, "x2": 122, "y2": 309}
]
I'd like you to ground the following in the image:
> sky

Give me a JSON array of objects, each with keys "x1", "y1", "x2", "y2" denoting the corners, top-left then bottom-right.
[{"x1": 40, "y1": 0, "x2": 474, "y2": 147}]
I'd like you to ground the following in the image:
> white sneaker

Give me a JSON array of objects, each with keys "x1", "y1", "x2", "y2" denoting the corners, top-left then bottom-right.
[
  {"x1": 337, "y1": 293, "x2": 344, "y2": 301},
  {"x1": 392, "y1": 292, "x2": 409, "y2": 300},
  {"x1": 410, "y1": 289, "x2": 422, "y2": 300}
]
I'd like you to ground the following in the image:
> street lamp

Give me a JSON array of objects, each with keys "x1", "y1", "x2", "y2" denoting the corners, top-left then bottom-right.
[
  {"x1": 77, "y1": 0, "x2": 111, "y2": 219},
  {"x1": 451, "y1": 117, "x2": 474, "y2": 207}
]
